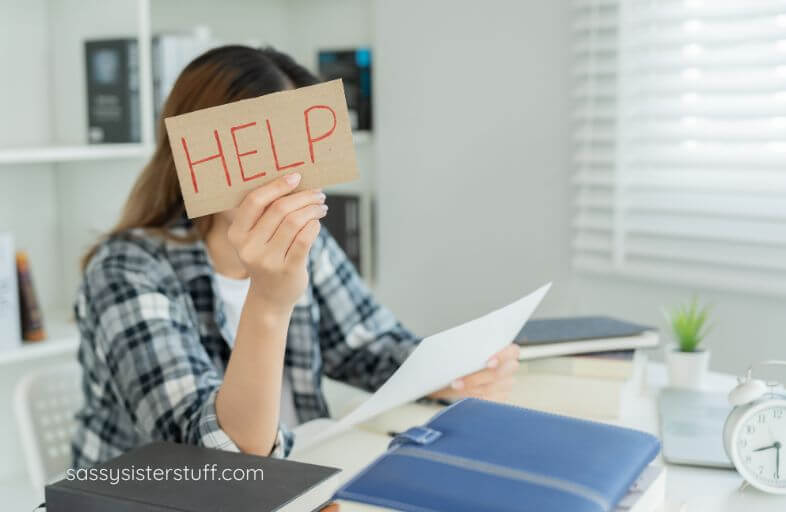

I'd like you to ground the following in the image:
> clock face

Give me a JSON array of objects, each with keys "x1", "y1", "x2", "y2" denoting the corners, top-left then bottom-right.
[{"x1": 734, "y1": 403, "x2": 786, "y2": 491}]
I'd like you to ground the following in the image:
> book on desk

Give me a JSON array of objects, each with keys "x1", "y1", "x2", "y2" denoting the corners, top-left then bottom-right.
[
  {"x1": 515, "y1": 316, "x2": 658, "y2": 359},
  {"x1": 334, "y1": 398, "x2": 664, "y2": 512},
  {"x1": 45, "y1": 442, "x2": 339, "y2": 512},
  {"x1": 508, "y1": 315, "x2": 658, "y2": 420}
]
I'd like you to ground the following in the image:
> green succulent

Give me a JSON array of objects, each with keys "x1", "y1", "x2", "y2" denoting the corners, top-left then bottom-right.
[{"x1": 665, "y1": 297, "x2": 711, "y2": 353}]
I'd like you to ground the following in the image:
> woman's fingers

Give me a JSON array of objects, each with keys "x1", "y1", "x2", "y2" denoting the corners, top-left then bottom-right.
[
  {"x1": 428, "y1": 343, "x2": 522, "y2": 403},
  {"x1": 250, "y1": 188, "x2": 325, "y2": 242},
  {"x1": 286, "y1": 219, "x2": 322, "y2": 265},
  {"x1": 486, "y1": 344, "x2": 521, "y2": 369},
  {"x1": 452, "y1": 358, "x2": 519, "y2": 391},
  {"x1": 472, "y1": 377, "x2": 515, "y2": 402},
  {"x1": 437, "y1": 374, "x2": 515, "y2": 402},
  {"x1": 268, "y1": 203, "x2": 328, "y2": 259},
  {"x1": 230, "y1": 173, "x2": 302, "y2": 235}
]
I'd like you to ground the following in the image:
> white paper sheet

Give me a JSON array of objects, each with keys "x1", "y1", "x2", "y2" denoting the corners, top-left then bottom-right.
[{"x1": 292, "y1": 283, "x2": 551, "y2": 453}]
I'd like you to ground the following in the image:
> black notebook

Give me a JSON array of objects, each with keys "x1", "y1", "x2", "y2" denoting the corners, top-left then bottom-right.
[
  {"x1": 46, "y1": 442, "x2": 339, "y2": 512},
  {"x1": 84, "y1": 39, "x2": 140, "y2": 143},
  {"x1": 515, "y1": 316, "x2": 658, "y2": 360}
]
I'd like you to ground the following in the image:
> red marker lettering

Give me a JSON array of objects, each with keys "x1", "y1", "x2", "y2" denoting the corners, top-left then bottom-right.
[
  {"x1": 230, "y1": 122, "x2": 266, "y2": 181},
  {"x1": 304, "y1": 105, "x2": 337, "y2": 164},
  {"x1": 181, "y1": 130, "x2": 230, "y2": 193},
  {"x1": 266, "y1": 119, "x2": 305, "y2": 171}
]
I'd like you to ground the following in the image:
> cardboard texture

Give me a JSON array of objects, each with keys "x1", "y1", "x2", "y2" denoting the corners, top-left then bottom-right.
[{"x1": 165, "y1": 79, "x2": 359, "y2": 218}]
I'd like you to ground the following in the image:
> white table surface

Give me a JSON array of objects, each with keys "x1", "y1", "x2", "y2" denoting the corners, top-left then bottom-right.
[
  {"x1": 290, "y1": 362, "x2": 786, "y2": 512},
  {"x1": 5, "y1": 362, "x2": 786, "y2": 511}
]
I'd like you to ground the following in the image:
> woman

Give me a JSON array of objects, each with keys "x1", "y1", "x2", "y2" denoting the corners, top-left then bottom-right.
[{"x1": 72, "y1": 45, "x2": 519, "y2": 468}]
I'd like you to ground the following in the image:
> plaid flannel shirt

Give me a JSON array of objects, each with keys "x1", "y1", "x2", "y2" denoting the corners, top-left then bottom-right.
[{"x1": 71, "y1": 218, "x2": 419, "y2": 469}]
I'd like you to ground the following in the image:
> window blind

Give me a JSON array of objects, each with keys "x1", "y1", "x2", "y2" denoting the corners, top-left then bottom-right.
[{"x1": 573, "y1": 0, "x2": 786, "y2": 294}]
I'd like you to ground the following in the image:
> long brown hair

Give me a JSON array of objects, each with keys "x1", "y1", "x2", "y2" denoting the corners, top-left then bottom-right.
[{"x1": 82, "y1": 45, "x2": 318, "y2": 269}]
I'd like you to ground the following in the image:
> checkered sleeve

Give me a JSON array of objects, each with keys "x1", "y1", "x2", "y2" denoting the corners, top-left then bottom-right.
[
  {"x1": 311, "y1": 229, "x2": 420, "y2": 392},
  {"x1": 82, "y1": 240, "x2": 291, "y2": 456}
]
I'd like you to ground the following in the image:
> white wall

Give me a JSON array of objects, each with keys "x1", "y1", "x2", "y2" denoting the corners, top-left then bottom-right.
[
  {"x1": 151, "y1": 0, "x2": 290, "y2": 48},
  {"x1": 373, "y1": 0, "x2": 574, "y2": 336},
  {"x1": 0, "y1": 0, "x2": 61, "y2": 312},
  {"x1": 371, "y1": 0, "x2": 785, "y2": 376}
]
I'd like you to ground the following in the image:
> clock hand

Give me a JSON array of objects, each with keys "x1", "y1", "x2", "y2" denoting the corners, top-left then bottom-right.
[
  {"x1": 753, "y1": 443, "x2": 777, "y2": 452},
  {"x1": 776, "y1": 442, "x2": 781, "y2": 480}
]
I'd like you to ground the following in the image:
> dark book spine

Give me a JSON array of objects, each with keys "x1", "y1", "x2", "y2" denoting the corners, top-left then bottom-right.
[
  {"x1": 85, "y1": 38, "x2": 140, "y2": 143},
  {"x1": 16, "y1": 251, "x2": 45, "y2": 342},
  {"x1": 318, "y1": 48, "x2": 373, "y2": 131},
  {"x1": 323, "y1": 194, "x2": 362, "y2": 273},
  {"x1": 127, "y1": 39, "x2": 140, "y2": 142}
]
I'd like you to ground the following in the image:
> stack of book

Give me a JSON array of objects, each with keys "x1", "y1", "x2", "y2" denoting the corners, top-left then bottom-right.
[
  {"x1": 510, "y1": 316, "x2": 659, "y2": 420},
  {"x1": 85, "y1": 29, "x2": 213, "y2": 144},
  {"x1": 152, "y1": 30, "x2": 213, "y2": 126}
]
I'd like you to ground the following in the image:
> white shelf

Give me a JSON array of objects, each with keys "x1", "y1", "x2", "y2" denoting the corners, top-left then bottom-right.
[
  {"x1": 0, "y1": 143, "x2": 154, "y2": 165},
  {"x1": 0, "y1": 133, "x2": 366, "y2": 165},
  {"x1": 0, "y1": 310, "x2": 78, "y2": 365},
  {"x1": 0, "y1": 337, "x2": 78, "y2": 365}
]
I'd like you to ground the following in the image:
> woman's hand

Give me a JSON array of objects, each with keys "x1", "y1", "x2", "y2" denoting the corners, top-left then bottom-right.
[
  {"x1": 226, "y1": 172, "x2": 327, "y2": 314},
  {"x1": 429, "y1": 344, "x2": 521, "y2": 403}
]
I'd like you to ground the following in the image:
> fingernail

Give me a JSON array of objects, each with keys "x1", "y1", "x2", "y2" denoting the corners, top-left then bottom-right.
[
  {"x1": 320, "y1": 205, "x2": 329, "y2": 216},
  {"x1": 285, "y1": 173, "x2": 301, "y2": 185},
  {"x1": 317, "y1": 192, "x2": 327, "y2": 201},
  {"x1": 486, "y1": 358, "x2": 499, "y2": 369},
  {"x1": 451, "y1": 379, "x2": 464, "y2": 390}
]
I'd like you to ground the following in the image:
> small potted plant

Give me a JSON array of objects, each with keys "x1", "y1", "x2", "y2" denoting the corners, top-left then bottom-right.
[{"x1": 664, "y1": 297, "x2": 711, "y2": 389}]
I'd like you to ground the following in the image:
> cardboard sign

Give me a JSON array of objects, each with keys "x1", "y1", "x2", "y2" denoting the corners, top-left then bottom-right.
[{"x1": 165, "y1": 79, "x2": 359, "y2": 218}]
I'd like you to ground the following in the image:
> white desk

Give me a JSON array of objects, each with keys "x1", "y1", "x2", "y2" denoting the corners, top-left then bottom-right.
[
  {"x1": 6, "y1": 362, "x2": 786, "y2": 511},
  {"x1": 292, "y1": 363, "x2": 786, "y2": 512}
]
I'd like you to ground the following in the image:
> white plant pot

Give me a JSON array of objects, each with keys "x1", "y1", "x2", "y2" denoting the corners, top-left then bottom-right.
[{"x1": 666, "y1": 345, "x2": 710, "y2": 389}]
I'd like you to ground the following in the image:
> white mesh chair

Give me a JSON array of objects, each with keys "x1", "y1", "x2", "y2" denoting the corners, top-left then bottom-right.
[{"x1": 13, "y1": 361, "x2": 83, "y2": 490}]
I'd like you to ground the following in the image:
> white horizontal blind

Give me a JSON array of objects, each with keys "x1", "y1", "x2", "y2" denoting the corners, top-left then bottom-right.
[{"x1": 573, "y1": 0, "x2": 786, "y2": 295}]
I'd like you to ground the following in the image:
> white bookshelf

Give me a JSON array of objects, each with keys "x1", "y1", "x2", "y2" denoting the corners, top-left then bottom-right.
[
  {"x1": 0, "y1": 336, "x2": 78, "y2": 365},
  {"x1": 0, "y1": 2, "x2": 376, "y2": 504},
  {"x1": 0, "y1": 309, "x2": 78, "y2": 365},
  {"x1": 0, "y1": 144, "x2": 154, "y2": 165}
]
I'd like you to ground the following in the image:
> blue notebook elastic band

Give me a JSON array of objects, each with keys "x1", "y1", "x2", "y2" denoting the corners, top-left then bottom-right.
[
  {"x1": 390, "y1": 426, "x2": 443, "y2": 448},
  {"x1": 391, "y1": 445, "x2": 610, "y2": 511}
]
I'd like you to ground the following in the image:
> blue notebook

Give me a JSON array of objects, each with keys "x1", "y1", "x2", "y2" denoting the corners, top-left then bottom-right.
[{"x1": 334, "y1": 399, "x2": 660, "y2": 512}]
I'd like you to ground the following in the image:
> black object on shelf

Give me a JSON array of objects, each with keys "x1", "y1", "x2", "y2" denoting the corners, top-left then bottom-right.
[
  {"x1": 323, "y1": 194, "x2": 362, "y2": 274},
  {"x1": 318, "y1": 48, "x2": 372, "y2": 131},
  {"x1": 84, "y1": 38, "x2": 140, "y2": 143}
]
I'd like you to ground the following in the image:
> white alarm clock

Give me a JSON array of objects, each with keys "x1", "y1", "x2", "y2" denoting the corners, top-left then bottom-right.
[{"x1": 723, "y1": 360, "x2": 786, "y2": 494}]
